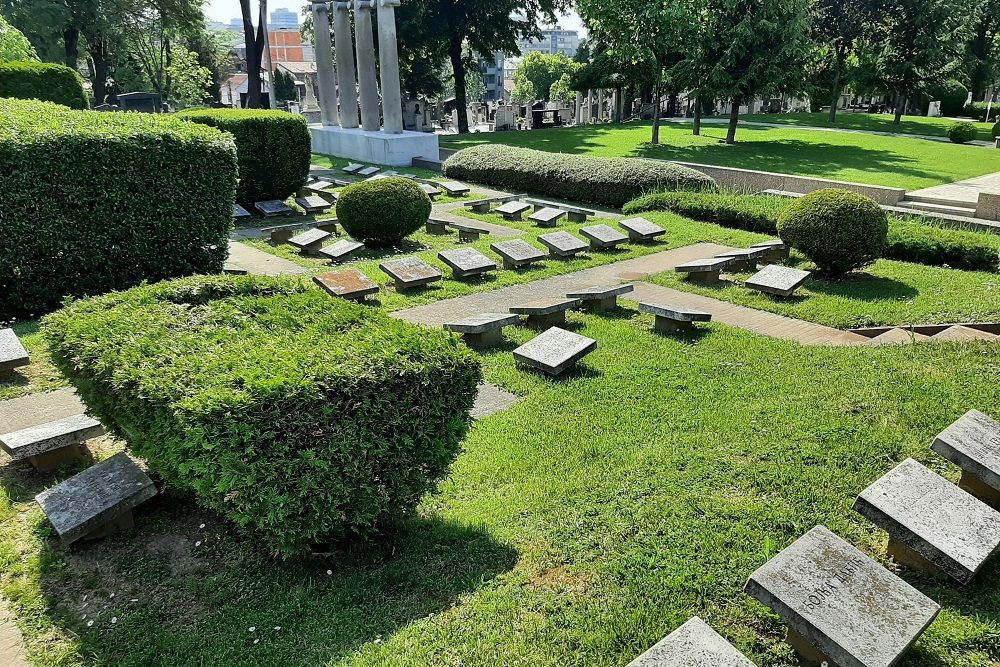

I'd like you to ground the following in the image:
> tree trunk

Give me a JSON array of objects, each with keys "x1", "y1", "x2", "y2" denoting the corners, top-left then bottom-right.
[
  {"x1": 63, "y1": 26, "x2": 79, "y2": 68},
  {"x1": 693, "y1": 94, "x2": 702, "y2": 135},
  {"x1": 971, "y1": 19, "x2": 991, "y2": 102},
  {"x1": 726, "y1": 99, "x2": 740, "y2": 144},
  {"x1": 449, "y1": 37, "x2": 469, "y2": 133},
  {"x1": 91, "y1": 46, "x2": 109, "y2": 105},
  {"x1": 651, "y1": 60, "x2": 663, "y2": 144},
  {"x1": 240, "y1": 0, "x2": 262, "y2": 108},
  {"x1": 893, "y1": 95, "x2": 905, "y2": 124},
  {"x1": 828, "y1": 66, "x2": 841, "y2": 123}
]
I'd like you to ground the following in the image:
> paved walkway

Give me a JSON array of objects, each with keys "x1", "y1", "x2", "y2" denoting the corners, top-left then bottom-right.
[
  {"x1": 907, "y1": 172, "x2": 1000, "y2": 205},
  {"x1": 0, "y1": 594, "x2": 29, "y2": 667},
  {"x1": 226, "y1": 241, "x2": 311, "y2": 276}
]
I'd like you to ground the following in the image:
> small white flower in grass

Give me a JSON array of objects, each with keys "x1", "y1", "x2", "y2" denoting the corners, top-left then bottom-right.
[
  {"x1": 195, "y1": 541, "x2": 202, "y2": 547},
  {"x1": 199, "y1": 523, "x2": 206, "y2": 529},
  {"x1": 274, "y1": 626, "x2": 281, "y2": 631},
  {"x1": 111, "y1": 617, "x2": 118, "y2": 624},
  {"x1": 82, "y1": 595, "x2": 88, "y2": 602},
  {"x1": 253, "y1": 639, "x2": 260, "y2": 645},
  {"x1": 87, "y1": 620, "x2": 94, "y2": 627},
  {"x1": 326, "y1": 570, "x2": 332, "y2": 576},
  {"x1": 109, "y1": 593, "x2": 115, "y2": 599},
  {"x1": 249, "y1": 627, "x2": 256, "y2": 632},
  {"x1": 81, "y1": 614, "x2": 87, "y2": 620},
  {"x1": 130, "y1": 599, "x2": 138, "y2": 603}
]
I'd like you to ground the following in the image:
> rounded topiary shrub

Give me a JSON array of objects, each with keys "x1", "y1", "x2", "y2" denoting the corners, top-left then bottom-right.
[
  {"x1": 337, "y1": 176, "x2": 431, "y2": 245},
  {"x1": 947, "y1": 121, "x2": 978, "y2": 144},
  {"x1": 777, "y1": 189, "x2": 888, "y2": 277},
  {"x1": 0, "y1": 60, "x2": 88, "y2": 109}
]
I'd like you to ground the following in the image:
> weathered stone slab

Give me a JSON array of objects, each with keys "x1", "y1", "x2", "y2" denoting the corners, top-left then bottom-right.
[
  {"x1": 513, "y1": 327, "x2": 597, "y2": 376},
  {"x1": 260, "y1": 223, "x2": 303, "y2": 244},
  {"x1": 420, "y1": 183, "x2": 442, "y2": 199},
  {"x1": 715, "y1": 247, "x2": 769, "y2": 271},
  {"x1": 254, "y1": 200, "x2": 294, "y2": 217},
  {"x1": 313, "y1": 269, "x2": 380, "y2": 300},
  {"x1": 440, "y1": 181, "x2": 470, "y2": 196},
  {"x1": 496, "y1": 201, "x2": 531, "y2": 221},
  {"x1": 525, "y1": 199, "x2": 595, "y2": 222},
  {"x1": 626, "y1": 616, "x2": 755, "y2": 667},
  {"x1": 318, "y1": 239, "x2": 365, "y2": 263},
  {"x1": 640, "y1": 302, "x2": 712, "y2": 333},
  {"x1": 853, "y1": 458, "x2": 1000, "y2": 584},
  {"x1": 675, "y1": 257, "x2": 734, "y2": 284},
  {"x1": 426, "y1": 218, "x2": 450, "y2": 235},
  {"x1": 746, "y1": 265, "x2": 811, "y2": 297},
  {"x1": 233, "y1": 203, "x2": 252, "y2": 219},
  {"x1": 538, "y1": 231, "x2": 589, "y2": 257},
  {"x1": 933, "y1": 409, "x2": 1000, "y2": 506},
  {"x1": 222, "y1": 263, "x2": 249, "y2": 275},
  {"x1": 566, "y1": 284, "x2": 634, "y2": 311},
  {"x1": 491, "y1": 240, "x2": 546, "y2": 269},
  {"x1": 288, "y1": 228, "x2": 332, "y2": 255},
  {"x1": 510, "y1": 298, "x2": 581, "y2": 329},
  {"x1": 580, "y1": 224, "x2": 628, "y2": 250},
  {"x1": 448, "y1": 221, "x2": 492, "y2": 242},
  {"x1": 529, "y1": 207, "x2": 567, "y2": 227},
  {"x1": 36, "y1": 452, "x2": 157, "y2": 545},
  {"x1": 1, "y1": 413, "x2": 102, "y2": 463},
  {"x1": 744, "y1": 525, "x2": 940, "y2": 667},
  {"x1": 379, "y1": 256, "x2": 442, "y2": 290},
  {"x1": 619, "y1": 217, "x2": 665, "y2": 243},
  {"x1": 750, "y1": 239, "x2": 790, "y2": 261},
  {"x1": 438, "y1": 248, "x2": 498, "y2": 279},
  {"x1": 307, "y1": 179, "x2": 334, "y2": 191},
  {"x1": 342, "y1": 163, "x2": 365, "y2": 173},
  {"x1": 295, "y1": 196, "x2": 333, "y2": 213},
  {"x1": 357, "y1": 166, "x2": 380, "y2": 177},
  {"x1": 0, "y1": 329, "x2": 29, "y2": 374},
  {"x1": 444, "y1": 313, "x2": 520, "y2": 348}
]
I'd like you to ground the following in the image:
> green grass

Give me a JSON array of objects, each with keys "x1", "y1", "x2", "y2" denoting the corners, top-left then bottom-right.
[
  {"x1": 740, "y1": 111, "x2": 995, "y2": 140},
  {"x1": 440, "y1": 121, "x2": 1000, "y2": 190}
]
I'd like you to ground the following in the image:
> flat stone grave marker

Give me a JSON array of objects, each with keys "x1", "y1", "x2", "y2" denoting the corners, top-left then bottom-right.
[
  {"x1": 675, "y1": 257, "x2": 734, "y2": 283},
  {"x1": 746, "y1": 265, "x2": 811, "y2": 297},
  {"x1": 440, "y1": 181, "x2": 470, "y2": 196},
  {"x1": 316, "y1": 219, "x2": 339, "y2": 234},
  {"x1": 0, "y1": 414, "x2": 103, "y2": 471},
  {"x1": 444, "y1": 313, "x2": 520, "y2": 348},
  {"x1": 626, "y1": 616, "x2": 755, "y2": 667},
  {"x1": 255, "y1": 200, "x2": 293, "y2": 217},
  {"x1": 438, "y1": 248, "x2": 498, "y2": 279},
  {"x1": 526, "y1": 199, "x2": 595, "y2": 222},
  {"x1": 420, "y1": 183, "x2": 442, "y2": 199},
  {"x1": 307, "y1": 179, "x2": 334, "y2": 191},
  {"x1": 496, "y1": 201, "x2": 531, "y2": 221},
  {"x1": 287, "y1": 228, "x2": 331, "y2": 255},
  {"x1": 744, "y1": 525, "x2": 940, "y2": 667},
  {"x1": 426, "y1": 218, "x2": 451, "y2": 235},
  {"x1": 465, "y1": 198, "x2": 493, "y2": 213},
  {"x1": 538, "y1": 231, "x2": 588, "y2": 258},
  {"x1": 750, "y1": 239, "x2": 790, "y2": 262},
  {"x1": 715, "y1": 247, "x2": 770, "y2": 271},
  {"x1": 853, "y1": 457, "x2": 1000, "y2": 584},
  {"x1": 36, "y1": 452, "x2": 157, "y2": 545},
  {"x1": 357, "y1": 166, "x2": 381, "y2": 177},
  {"x1": 313, "y1": 269, "x2": 379, "y2": 301},
  {"x1": 366, "y1": 171, "x2": 396, "y2": 182},
  {"x1": 262, "y1": 223, "x2": 304, "y2": 244},
  {"x1": 318, "y1": 239, "x2": 365, "y2": 263},
  {"x1": 491, "y1": 239, "x2": 546, "y2": 269},
  {"x1": 513, "y1": 327, "x2": 597, "y2": 376},
  {"x1": 619, "y1": 217, "x2": 665, "y2": 243},
  {"x1": 233, "y1": 203, "x2": 252, "y2": 219},
  {"x1": 295, "y1": 196, "x2": 333, "y2": 214},
  {"x1": 0, "y1": 329, "x2": 29, "y2": 374},
  {"x1": 639, "y1": 302, "x2": 712, "y2": 333},
  {"x1": 379, "y1": 257, "x2": 442, "y2": 290},
  {"x1": 528, "y1": 207, "x2": 567, "y2": 228},
  {"x1": 342, "y1": 163, "x2": 365, "y2": 173},
  {"x1": 449, "y1": 221, "x2": 492, "y2": 243},
  {"x1": 566, "y1": 284, "x2": 634, "y2": 311},
  {"x1": 510, "y1": 298, "x2": 581, "y2": 329},
  {"x1": 933, "y1": 409, "x2": 1000, "y2": 506},
  {"x1": 580, "y1": 224, "x2": 629, "y2": 250}
]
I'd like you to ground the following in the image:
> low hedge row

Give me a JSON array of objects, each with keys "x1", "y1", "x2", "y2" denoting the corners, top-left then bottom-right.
[
  {"x1": 179, "y1": 108, "x2": 310, "y2": 206},
  {"x1": 623, "y1": 190, "x2": 1000, "y2": 272},
  {"x1": 0, "y1": 60, "x2": 87, "y2": 109},
  {"x1": 0, "y1": 98, "x2": 237, "y2": 318},
  {"x1": 442, "y1": 144, "x2": 715, "y2": 208},
  {"x1": 43, "y1": 275, "x2": 482, "y2": 557}
]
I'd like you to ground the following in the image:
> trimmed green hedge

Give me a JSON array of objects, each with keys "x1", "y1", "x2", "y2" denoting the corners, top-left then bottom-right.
[
  {"x1": 442, "y1": 144, "x2": 715, "y2": 208},
  {"x1": 0, "y1": 98, "x2": 237, "y2": 318},
  {"x1": 337, "y1": 177, "x2": 431, "y2": 246},
  {"x1": 179, "y1": 108, "x2": 310, "y2": 206},
  {"x1": 623, "y1": 190, "x2": 778, "y2": 233},
  {"x1": 43, "y1": 275, "x2": 482, "y2": 556},
  {"x1": 0, "y1": 60, "x2": 87, "y2": 109},
  {"x1": 885, "y1": 221, "x2": 1000, "y2": 271},
  {"x1": 947, "y1": 121, "x2": 978, "y2": 144}
]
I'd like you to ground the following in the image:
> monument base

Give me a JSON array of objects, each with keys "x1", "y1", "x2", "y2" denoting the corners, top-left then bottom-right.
[{"x1": 309, "y1": 125, "x2": 440, "y2": 167}]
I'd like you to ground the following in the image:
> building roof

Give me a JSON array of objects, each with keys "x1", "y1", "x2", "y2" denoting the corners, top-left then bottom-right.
[{"x1": 277, "y1": 61, "x2": 316, "y2": 74}]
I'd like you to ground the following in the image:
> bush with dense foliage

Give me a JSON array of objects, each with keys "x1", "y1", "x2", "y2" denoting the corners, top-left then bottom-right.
[
  {"x1": 923, "y1": 80, "x2": 968, "y2": 117},
  {"x1": 963, "y1": 101, "x2": 994, "y2": 122},
  {"x1": 442, "y1": 144, "x2": 715, "y2": 208},
  {"x1": 0, "y1": 98, "x2": 236, "y2": 318},
  {"x1": 43, "y1": 275, "x2": 482, "y2": 556},
  {"x1": 884, "y1": 220, "x2": 1000, "y2": 271},
  {"x1": 179, "y1": 108, "x2": 310, "y2": 205},
  {"x1": 777, "y1": 189, "x2": 888, "y2": 276},
  {"x1": 947, "y1": 121, "x2": 978, "y2": 144},
  {"x1": 0, "y1": 15, "x2": 37, "y2": 61},
  {"x1": 0, "y1": 60, "x2": 87, "y2": 109},
  {"x1": 337, "y1": 177, "x2": 432, "y2": 245},
  {"x1": 623, "y1": 190, "x2": 778, "y2": 233}
]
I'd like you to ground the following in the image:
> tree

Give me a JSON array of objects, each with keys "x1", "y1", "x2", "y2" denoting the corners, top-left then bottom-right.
[
  {"x1": 964, "y1": 0, "x2": 1000, "y2": 101},
  {"x1": 271, "y1": 67, "x2": 295, "y2": 102},
  {"x1": 549, "y1": 71, "x2": 573, "y2": 106},
  {"x1": 0, "y1": 13, "x2": 38, "y2": 60},
  {"x1": 810, "y1": 0, "x2": 880, "y2": 122},
  {"x1": 167, "y1": 47, "x2": 211, "y2": 105},
  {"x1": 510, "y1": 68, "x2": 536, "y2": 103},
  {"x1": 516, "y1": 51, "x2": 577, "y2": 102},
  {"x1": 238, "y1": 0, "x2": 267, "y2": 107}
]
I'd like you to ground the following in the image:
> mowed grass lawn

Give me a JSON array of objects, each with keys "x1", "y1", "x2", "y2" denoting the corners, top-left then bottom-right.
[
  {"x1": 740, "y1": 111, "x2": 995, "y2": 140},
  {"x1": 440, "y1": 121, "x2": 1000, "y2": 191}
]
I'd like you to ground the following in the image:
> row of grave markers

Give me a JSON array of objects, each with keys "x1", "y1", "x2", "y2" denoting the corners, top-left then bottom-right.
[{"x1": 675, "y1": 240, "x2": 810, "y2": 298}]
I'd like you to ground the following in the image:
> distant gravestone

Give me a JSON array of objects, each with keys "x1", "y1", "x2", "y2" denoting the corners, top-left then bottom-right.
[
  {"x1": 313, "y1": 268, "x2": 380, "y2": 301},
  {"x1": 295, "y1": 196, "x2": 334, "y2": 214},
  {"x1": 444, "y1": 313, "x2": 521, "y2": 348},
  {"x1": 0, "y1": 328, "x2": 29, "y2": 374},
  {"x1": 626, "y1": 617, "x2": 755, "y2": 667},
  {"x1": 538, "y1": 231, "x2": 589, "y2": 257},
  {"x1": 853, "y1": 458, "x2": 1000, "y2": 584},
  {"x1": 674, "y1": 257, "x2": 734, "y2": 283},
  {"x1": 465, "y1": 198, "x2": 493, "y2": 214},
  {"x1": 420, "y1": 183, "x2": 442, "y2": 200},
  {"x1": 254, "y1": 200, "x2": 294, "y2": 217},
  {"x1": 745, "y1": 265, "x2": 811, "y2": 297},
  {"x1": 357, "y1": 166, "x2": 381, "y2": 177},
  {"x1": 639, "y1": 302, "x2": 712, "y2": 333},
  {"x1": 491, "y1": 239, "x2": 546, "y2": 269},
  {"x1": 580, "y1": 224, "x2": 629, "y2": 250},
  {"x1": 529, "y1": 207, "x2": 567, "y2": 228},
  {"x1": 233, "y1": 203, "x2": 252, "y2": 219},
  {"x1": 513, "y1": 327, "x2": 597, "y2": 376},
  {"x1": 449, "y1": 221, "x2": 492, "y2": 243},
  {"x1": 510, "y1": 298, "x2": 581, "y2": 329},
  {"x1": 343, "y1": 163, "x2": 364, "y2": 174},
  {"x1": 438, "y1": 248, "x2": 498, "y2": 279},
  {"x1": 287, "y1": 228, "x2": 331, "y2": 255},
  {"x1": 262, "y1": 223, "x2": 305, "y2": 244},
  {"x1": 744, "y1": 525, "x2": 940, "y2": 667},
  {"x1": 35, "y1": 452, "x2": 157, "y2": 545},
  {"x1": 307, "y1": 179, "x2": 334, "y2": 192},
  {"x1": 932, "y1": 409, "x2": 1000, "y2": 506},
  {"x1": 619, "y1": 218, "x2": 665, "y2": 243},
  {"x1": 567, "y1": 284, "x2": 634, "y2": 311},
  {"x1": 426, "y1": 218, "x2": 451, "y2": 235},
  {"x1": 318, "y1": 239, "x2": 365, "y2": 263},
  {"x1": 496, "y1": 201, "x2": 532, "y2": 221},
  {"x1": 526, "y1": 199, "x2": 594, "y2": 223},
  {"x1": 715, "y1": 247, "x2": 769, "y2": 271},
  {"x1": 0, "y1": 413, "x2": 103, "y2": 472},
  {"x1": 440, "y1": 181, "x2": 470, "y2": 196},
  {"x1": 379, "y1": 257, "x2": 442, "y2": 290},
  {"x1": 750, "y1": 239, "x2": 790, "y2": 262}
]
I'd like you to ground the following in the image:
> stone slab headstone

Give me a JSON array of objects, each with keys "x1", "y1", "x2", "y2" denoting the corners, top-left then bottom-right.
[
  {"x1": 254, "y1": 200, "x2": 294, "y2": 217},
  {"x1": 426, "y1": 218, "x2": 451, "y2": 235},
  {"x1": 343, "y1": 163, "x2": 365, "y2": 173},
  {"x1": 307, "y1": 179, "x2": 334, "y2": 191},
  {"x1": 438, "y1": 248, "x2": 498, "y2": 279},
  {"x1": 853, "y1": 458, "x2": 1000, "y2": 584},
  {"x1": 0, "y1": 413, "x2": 103, "y2": 471},
  {"x1": 233, "y1": 203, "x2": 252, "y2": 219},
  {"x1": 566, "y1": 284, "x2": 634, "y2": 311},
  {"x1": 444, "y1": 313, "x2": 521, "y2": 348},
  {"x1": 744, "y1": 525, "x2": 940, "y2": 667},
  {"x1": 619, "y1": 217, "x2": 665, "y2": 243},
  {"x1": 496, "y1": 201, "x2": 531, "y2": 221},
  {"x1": 746, "y1": 265, "x2": 811, "y2": 297},
  {"x1": 510, "y1": 298, "x2": 581, "y2": 329},
  {"x1": 639, "y1": 302, "x2": 712, "y2": 333},
  {"x1": 318, "y1": 239, "x2": 365, "y2": 263},
  {"x1": 448, "y1": 221, "x2": 492, "y2": 243},
  {"x1": 491, "y1": 240, "x2": 546, "y2": 269},
  {"x1": 465, "y1": 198, "x2": 493, "y2": 213},
  {"x1": 580, "y1": 224, "x2": 629, "y2": 250},
  {"x1": 513, "y1": 327, "x2": 597, "y2": 376},
  {"x1": 674, "y1": 257, "x2": 735, "y2": 283},
  {"x1": 358, "y1": 166, "x2": 381, "y2": 177},
  {"x1": 932, "y1": 409, "x2": 1000, "y2": 506},
  {"x1": 529, "y1": 207, "x2": 567, "y2": 228},
  {"x1": 715, "y1": 247, "x2": 769, "y2": 271},
  {"x1": 440, "y1": 181, "x2": 470, "y2": 196},
  {"x1": 750, "y1": 239, "x2": 790, "y2": 262},
  {"x1": 420, "y1": 183, "x2": 442, "y2": 199},
  {"x1": 313, "y1": 269, "x2": 380, "y2": 300},
  {"x1": 35, "y1": 452, "x2": 157, "y2": 545},
  {"x1": 626, "y1": 617, "x2": 756, "y2": 667},
  {"x1": 288, "y1": 228, "x2": 332, "y2": 255},
  {"x1": 538, "y1": 232, "x2": 589, "y2": 257},
  {"x1": 0, "y1": 329, "x2": 29, "y2": 374},
  {"x1": 379, "y1": 256, "x2": 442, "y2": 290},
  {"x1": 295, "y1": 196, "x2": 334, "y2": 214}
]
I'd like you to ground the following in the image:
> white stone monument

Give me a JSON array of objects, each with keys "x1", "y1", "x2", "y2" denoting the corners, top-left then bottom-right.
[{"x1": 308, "y1": 0, "x2": 439, "y2": 166}]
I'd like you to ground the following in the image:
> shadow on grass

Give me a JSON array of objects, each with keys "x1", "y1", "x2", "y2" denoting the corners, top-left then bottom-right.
[{"x1": 805, "y1": 273, "x2": 918, "y2": 302}]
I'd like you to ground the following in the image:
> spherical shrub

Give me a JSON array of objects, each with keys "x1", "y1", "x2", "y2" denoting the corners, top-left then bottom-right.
[
  {"x1": 337, "y1": 177, "x2": 431, "y2": 245},
  {"x1": 947, "y1": 121, "x2": 978, "y2": 144},
  {"x1": 777, "y1": 189, "x2": 888, "y2": 277}
]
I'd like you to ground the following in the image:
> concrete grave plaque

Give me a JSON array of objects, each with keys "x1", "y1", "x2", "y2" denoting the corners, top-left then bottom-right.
[
  {"x1": 444, "y1": 313, "x2": 520, "y2": 348},
  {"x1": 420, "y1": 183, "x2": 442, "y2": 199},
  {"x1": 626, "y1": 617, "x2": 756, "y2": 667},
  {"x1": 342, "y1": 163, "x2": 365, "y2": 173},
  {"x1": 639, "y1": 302, "x2": 712, "y2": 333},
  {"x1": 36, "y1": 452, "x2": 157, "y2": 545},
  {"x1": 288, "y1": 228, "x2": 331, "y2": 255},
  {"x1": 539, "y1": 231, "x2": 589, "y2": 257},
  {"x1": 510, "y1": 298, "x2": 581, "y2": 329},
  {"x1": 580, "y1": 224, "x2": 628, "y2": 250},
  {"x1": 255, "y1": 200, "x2": 293, "y2": 217},
  {"x1": 426, "y1": 218, "x2": 451, "y2": 235},
  {"x1": 233, "y1": 203, "x2": 252, "y2": 219},
  {"x1": 619, "y1": 217, "x2": 665, "y2": 243},
  {"x1": 715, "y1": 247, "x2": 769, "y2": 271},
  {"x1": 295, "y1": 196, "x2": 333, "y2": 213},
  {"x1": 1, "y1": 413, "x2": 103, "y2": 471},
  {"x1": 313, "y1": 269, "x2": 379, "y2": 300},
  {"x1": 491, "y1": 240, "x2": 546, "y2": 269},
  {"x1": 513, "y1": 327, "x2": 597, "y2": 375},
  {"x1": 567, "y1": 284, "x2": 634, "y2": 311},
  {"x1": 744, "y1": 525, "x2": 940, "y2": 667},
  {"x1": 853, "y1": 458, "x2": 1000, "y2": 584},
  {"x1": 750, "y1": 239, "x2": 790, "y2": 261},
  {"x1": 496, "y1": 201, "x2": 531, "y2": 221},
  {"x1": 746, "y1": 265, "x2": 811, "y2": 297},
  {"x1": 528, "y1": 207, "x2": 567, "y2": 227},
  {"x1": 379, "y1": 257, "x2": 442, "y2": 290},
  {"x1": 307, "y1": 179, "x2": 334, "y2": 191},
  {"x1": 0, "y1": 328, "x2": 29, "y2": 373},
  {"x1": 438, "y1": 248, "x2": 498, "y2": 278},
  {"x1": 465, "y1": 198, "x2": 493, "y2": 213},
  {"x1": 357, "y1": 166, "x2": 380, "y2": 177},
  {"x1": 261, "y1": 223, "x2": 303, "y2": 244},
  {"x1": 319, "y1": 239, "x2": 365, "y2": 263},
  {"x1": 933, "y1": 409, "x2": 1000, "y2": 506},
  {"x1": 675, "y1": 257, "x2": 735, "y2": 283},
  {"x1": 440, "y1": 181, "x2": 470, "y2": 196},
  {"x1": 448, "y1": 221, "x2": 492, "y2": 243}
]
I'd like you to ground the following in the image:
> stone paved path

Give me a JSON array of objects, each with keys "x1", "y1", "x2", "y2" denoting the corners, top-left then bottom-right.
[
  {"x1": 226, "y1": 241, "x2": 311, "y2": 276},
  {"x1": 0, "y1": 594, "x2": 29, "y2": 667},
  {"x1": 907, "y1": 171, "x2": 1000, "y2": 205}
]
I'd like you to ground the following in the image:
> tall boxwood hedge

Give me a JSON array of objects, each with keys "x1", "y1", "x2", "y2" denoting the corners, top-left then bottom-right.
[
  {"x1": 0, "y1": 98, "x2": 237, "y2": 318},
  {"x1": 179, "y1": 108, "x2": 310, "y2": 205},
  {"x1": 0, "y1": 60, "x2": 87, "y2": 109},
  {"x1": 442, "y1": 144, "x2": 715, "y2": 208},
  {"x1": 44, "y1": 275, "x2": 481, "y2": 556}
]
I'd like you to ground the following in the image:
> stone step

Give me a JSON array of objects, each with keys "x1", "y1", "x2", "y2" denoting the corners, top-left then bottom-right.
[
  {"x1": 895, "y1": 199, "x2": 977, "y2": 216},
  {"x1": 932, "y1": 325, "x2": 1000, "y2": 342},
  {"x1": 902, "y1": 193, "x2": 979, "y2": 208}
]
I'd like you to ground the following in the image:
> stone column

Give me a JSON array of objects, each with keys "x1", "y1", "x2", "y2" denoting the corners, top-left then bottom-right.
[
  {"x1": 353, "y1": 0, "x2": 381, "y2": 131},
  {"x1": 331, "y1": 2, "x2": 358, "y2": 128},
  {"x1": 598, "y1": 89, "x2": 606, "y2": 121},
  {"x1": 310, "y1": 2, "x2": 340, "y2": 126},
  {"x1": 376, "y1": 0, "x2": 404, "y2": 134}
]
